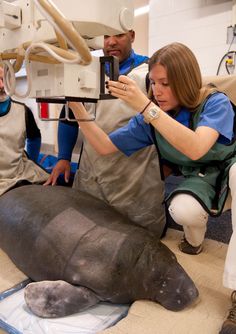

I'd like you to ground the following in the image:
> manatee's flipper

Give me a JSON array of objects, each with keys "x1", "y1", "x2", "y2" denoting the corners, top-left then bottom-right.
[{"x1": 24, "y1": 280, "x2": 99, "y2": 318}]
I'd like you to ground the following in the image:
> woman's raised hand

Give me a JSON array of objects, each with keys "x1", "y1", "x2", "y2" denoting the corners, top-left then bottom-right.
[{"x1": 108, "y1": 75, "x2": 150, "y2": 113}]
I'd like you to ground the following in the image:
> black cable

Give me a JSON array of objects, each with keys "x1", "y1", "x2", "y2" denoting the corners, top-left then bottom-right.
[{"x1": 225, "y1": 61, "x2": 231, "y2": 75}]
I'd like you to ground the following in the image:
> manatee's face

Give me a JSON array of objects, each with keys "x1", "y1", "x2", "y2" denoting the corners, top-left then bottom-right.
[
  {"x1": 146, "y1": 244, "x2": 199, "y2": 311},
  {"x1": 152, "y1": 261, "x2": 198, "y2": 311}
]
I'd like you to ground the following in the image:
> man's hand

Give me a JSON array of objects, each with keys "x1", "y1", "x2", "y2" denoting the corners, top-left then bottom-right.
[{"x1": 44, "y1": 160, "x2": 71, "y2": 186}]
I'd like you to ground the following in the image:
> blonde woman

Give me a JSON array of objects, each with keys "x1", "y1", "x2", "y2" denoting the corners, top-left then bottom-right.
[{"x1": 68, "y1": 43, "x2": 236, "y2": 333}]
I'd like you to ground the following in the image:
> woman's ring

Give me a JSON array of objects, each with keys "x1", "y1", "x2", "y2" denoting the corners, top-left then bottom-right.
[{"x1": 122, "y1": 84, "x2": 127, "y2": 91}]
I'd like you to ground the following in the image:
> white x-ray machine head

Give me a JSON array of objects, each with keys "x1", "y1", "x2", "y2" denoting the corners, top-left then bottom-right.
[{"x1": 0, "y1": 0, "x2": 134, "y2": 103}]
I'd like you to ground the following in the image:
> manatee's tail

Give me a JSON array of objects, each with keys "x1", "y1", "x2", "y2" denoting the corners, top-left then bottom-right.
[{"x1": 24, "y1": 280, "x2": 99, "y2": 318}]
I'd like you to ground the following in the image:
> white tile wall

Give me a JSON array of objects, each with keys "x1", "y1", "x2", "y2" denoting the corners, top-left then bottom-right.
[{"x1": 149, "y1": 0, "x2": 234, "y2": 75}]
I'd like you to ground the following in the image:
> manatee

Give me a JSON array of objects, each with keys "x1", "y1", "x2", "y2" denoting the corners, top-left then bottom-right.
[{"x1": 0, "y1": 185, "x2": 198, "y2": 318}]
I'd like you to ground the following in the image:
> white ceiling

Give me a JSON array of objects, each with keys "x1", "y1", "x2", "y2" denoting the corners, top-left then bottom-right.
[{"x1": 5, "y1": 0, "x2": 150, "y2": 5}]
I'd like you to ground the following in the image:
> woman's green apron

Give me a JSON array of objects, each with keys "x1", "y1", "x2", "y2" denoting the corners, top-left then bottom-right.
[{"x1": 154, "y1": 94, "x2": 236, "y2": 216}]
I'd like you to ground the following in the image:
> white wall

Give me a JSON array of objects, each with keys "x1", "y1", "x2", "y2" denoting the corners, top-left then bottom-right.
[
  {"x1": 133, "y1": 0, "x2": 149, "y2": 55},
  {"x1": 149, "y1": 0, "x2": 233, "y2": 76}
]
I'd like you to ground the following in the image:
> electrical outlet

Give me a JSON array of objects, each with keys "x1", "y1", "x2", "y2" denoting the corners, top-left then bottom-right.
[{"x1": 227, "y1": 25, "x2": 236, "y2": 44}]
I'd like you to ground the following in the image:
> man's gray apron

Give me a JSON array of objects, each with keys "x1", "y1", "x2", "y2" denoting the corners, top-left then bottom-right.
[{"x1": 73, "y1": 63, "x2": 165, "y2": 237}]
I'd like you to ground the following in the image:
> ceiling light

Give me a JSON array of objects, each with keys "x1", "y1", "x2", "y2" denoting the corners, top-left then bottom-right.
[{"x1": 134, "y1": 5, "x2": 150, "y2": 17}]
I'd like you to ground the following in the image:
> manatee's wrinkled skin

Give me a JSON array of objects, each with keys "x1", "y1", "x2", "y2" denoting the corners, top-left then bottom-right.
[{"x1": 0, "y1": 185, "x2": 199, "y2": 318}]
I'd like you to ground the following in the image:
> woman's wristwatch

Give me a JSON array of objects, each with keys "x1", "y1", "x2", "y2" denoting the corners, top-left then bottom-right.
[{"x1": 144, "y1": 106, "x2": 161, "y2": 123}]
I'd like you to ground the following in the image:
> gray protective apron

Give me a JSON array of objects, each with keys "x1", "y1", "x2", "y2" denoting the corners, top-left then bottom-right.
[
  {"x1": 0, "y1": 101, "x2": 48, "y2": 195},
  {"x1": 73, "y1": 63, "x2": 165, "y2": 237}
]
